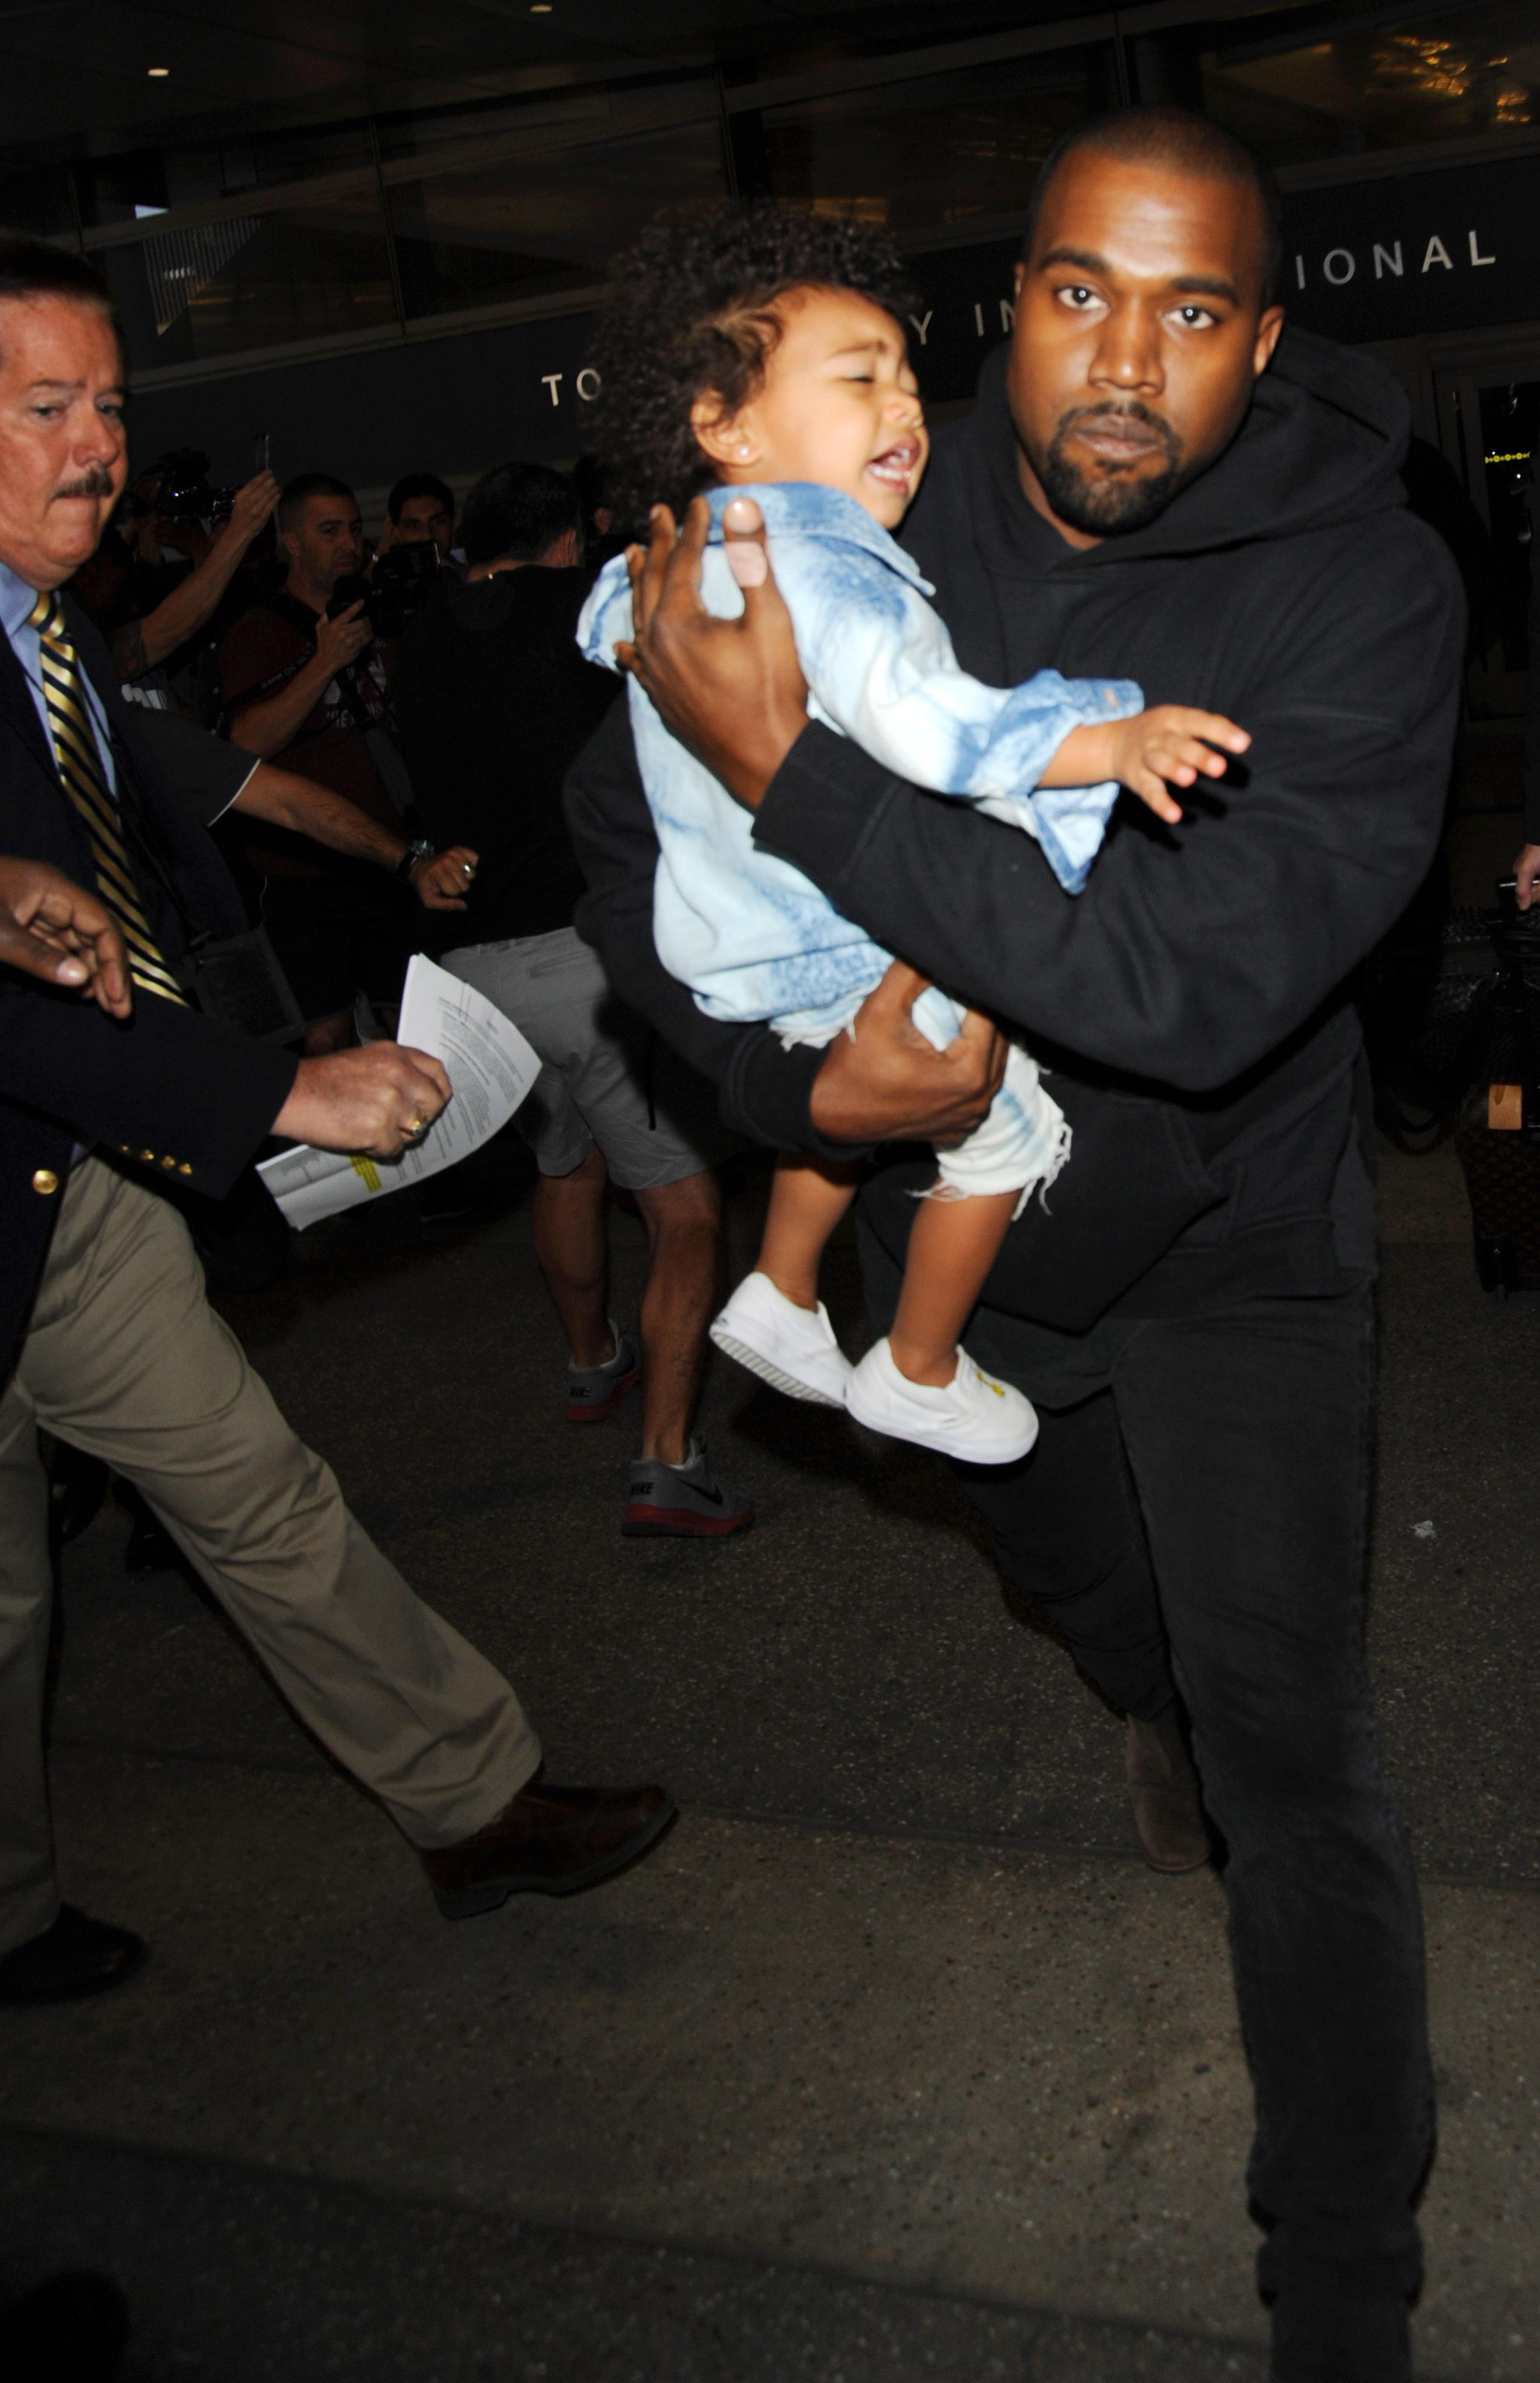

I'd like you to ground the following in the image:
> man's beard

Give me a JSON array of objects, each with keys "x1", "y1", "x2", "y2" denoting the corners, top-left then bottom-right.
[{"x1": 1031, "y1": 402, "x2": 1186, "y2": 537}]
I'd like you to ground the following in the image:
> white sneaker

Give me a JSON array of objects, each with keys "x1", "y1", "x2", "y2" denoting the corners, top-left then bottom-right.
[
  {"x1": 844, "y1": 1337, "x2": 1039, "y2": 1463},
  {"x1": 709, "y1": 1271, "x2": 852, "y2": 1408}
]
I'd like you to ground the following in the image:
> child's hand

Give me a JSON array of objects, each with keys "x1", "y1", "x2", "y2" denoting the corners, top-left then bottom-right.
[{"x1": 1047, "y1": 708, "x2": 1250, "y2": 825}]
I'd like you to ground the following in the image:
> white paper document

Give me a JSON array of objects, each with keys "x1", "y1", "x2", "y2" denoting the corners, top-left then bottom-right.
[{"x1": 259, "y1": 955, "x2": 541, "y2": 1230}]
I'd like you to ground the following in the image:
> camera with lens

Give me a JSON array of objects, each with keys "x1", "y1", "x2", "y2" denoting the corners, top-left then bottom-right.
[
  {"x1": 146, "y1": 446, "x2": 235, "y2": 523},
  {"x1": 327, "y1": 544, "x2": 440, "y2": 640}
]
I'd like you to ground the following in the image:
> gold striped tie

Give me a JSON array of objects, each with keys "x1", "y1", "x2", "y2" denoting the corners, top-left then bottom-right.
[{"x1": 27, "y1": 590, "x2": 186, "y2": 1005}]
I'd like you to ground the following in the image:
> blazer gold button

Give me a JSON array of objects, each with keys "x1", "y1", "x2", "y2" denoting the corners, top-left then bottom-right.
[
  {"x1": 31, "y1": 1169, "x2": 58, "y2": 1195},
  {"x1": 140, "y1": 1149, "x2": 155, "y2": 1162},
  {"x1": 178, "y1": 1162, "x2": 192, "y2": 1175}
]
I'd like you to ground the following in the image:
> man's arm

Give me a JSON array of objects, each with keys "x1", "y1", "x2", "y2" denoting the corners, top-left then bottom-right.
[
  {"x1": 233, "y1": 764, "x2": 477, "y2": 909},
  {"x1": 224, "y1": 604, "x2": 372, "y2": 758},
  {"x1": 0, "y1": 978, "x2": 298, "y2": 1197},
  {"x1": 0, "y1": 970, "x2": 455, "y2": 1181},
  {"x1": 755, "y1": 548, "x2": 1462, "y2": 1093},
  {"x1": 622, "y1": 501, "x2": 1465, "y2": 1095},
  {"x1": 111, "y1": 473, "x2": 280, "y2": 681},
  {"x1": 127, "y1": 710, "x2": 475, "y2": 911}
]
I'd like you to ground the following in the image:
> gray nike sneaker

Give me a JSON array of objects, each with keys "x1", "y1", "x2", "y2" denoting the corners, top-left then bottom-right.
[
  {"x1": 567, "y1": 1324, "x2": 641, "y2": 1423},
  {"x1": 622, "y1": 1434, "x2": 755, "y2": 1539}
]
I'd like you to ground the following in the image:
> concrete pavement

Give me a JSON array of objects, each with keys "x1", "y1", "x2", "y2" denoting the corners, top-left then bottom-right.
[{"x1": 3, "y1": 1145, "x2": 1536, "y2": 2379}]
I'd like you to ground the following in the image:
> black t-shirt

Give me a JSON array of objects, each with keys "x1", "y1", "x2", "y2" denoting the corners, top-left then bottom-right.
[
  {"x1": 393, "y1": 564, "x2": 620, "y2": 946},
  {"x1": 127, "y1": 706, "x2": 259, "y2": 827}
]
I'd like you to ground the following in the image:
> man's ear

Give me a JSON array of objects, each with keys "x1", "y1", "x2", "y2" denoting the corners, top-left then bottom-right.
[
  {"x1": 692, "y1": 391, "x2": 757, "y2": 471},
  {"x1": 1253, "y1": 304, "x2": 1286, "y2": 379},
  {"x1": 1013, "y1": 258, "x2": 1028, "y2": 301}
]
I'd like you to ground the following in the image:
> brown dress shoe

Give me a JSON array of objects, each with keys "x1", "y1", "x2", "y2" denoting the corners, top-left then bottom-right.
[
  {"x1": 422, "y1": 1777, "x2": 678, "y2": 1918},
  {"x1": 1125, "y1": 1709, "x2": 1212, "y2": 1874},
  {"x1": 0, "y1": 1906, "x2": 147, "y2": 2005}
]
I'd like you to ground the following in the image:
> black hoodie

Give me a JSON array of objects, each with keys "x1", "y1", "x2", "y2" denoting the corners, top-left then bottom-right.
[{"x1": 567, "y1": 328, "x2": 1464, "y2": 1357}]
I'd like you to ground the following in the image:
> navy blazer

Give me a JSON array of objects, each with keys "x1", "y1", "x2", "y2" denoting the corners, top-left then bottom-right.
[{"x1": 0, "y1": 593, "x2": 297, "y2": 1375}]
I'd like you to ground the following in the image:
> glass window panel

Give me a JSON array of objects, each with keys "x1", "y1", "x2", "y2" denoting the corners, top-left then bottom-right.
[
  {"x1": 1204, "y1": 1, "x2": 1540, "y2": 168},
  {"x1": 377, "y1": 80, "x2": 718, "y2": 165},
  {"x1": 74, "y1": 150, "x2": 169, "y2": 230},
  {"x1": 98, "y1": 192, "x2": 396, "y2": 371},
  {"x1": 756, "y1": 48, "x2": 1117, "y2": 247},
  {"x1": 387, "y1": 116, "x2": 728, "y2": 323}
]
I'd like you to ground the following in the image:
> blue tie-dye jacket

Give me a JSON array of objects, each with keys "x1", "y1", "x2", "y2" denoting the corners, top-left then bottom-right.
[{"x1": 577, "y1": 483, "x2": 1142, "y2": 1045}]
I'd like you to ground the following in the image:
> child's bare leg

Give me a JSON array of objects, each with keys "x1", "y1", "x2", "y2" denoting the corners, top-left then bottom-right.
[
  {"x1": 889, "y1": 1188, "x2": 1019, "y2": 1386},
  {"x1": 757, "y1": 1153, "x2": 863, "y2": 1311}
]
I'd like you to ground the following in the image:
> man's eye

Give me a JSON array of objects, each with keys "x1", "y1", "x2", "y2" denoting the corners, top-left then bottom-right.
[
  {"x1": 1172, "y1": 305, "x2": 1217, "y2": 329},
  {"x1": 1056, "y1": 285, "x2": 1100, "y2": 311}
]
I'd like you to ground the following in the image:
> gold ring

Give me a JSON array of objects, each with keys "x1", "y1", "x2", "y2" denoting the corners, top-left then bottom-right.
[
  {"x1": 462, "y1": 861, "x2": 474, "y2": 876},
  {"x1": 404, "y1": 1115, "x2": 427, "y2": 1138}
]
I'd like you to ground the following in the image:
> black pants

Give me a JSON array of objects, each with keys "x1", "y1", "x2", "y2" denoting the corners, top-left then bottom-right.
[{"x1": 941, "y1": 1286, "x2": 1431, "y2": 2339}]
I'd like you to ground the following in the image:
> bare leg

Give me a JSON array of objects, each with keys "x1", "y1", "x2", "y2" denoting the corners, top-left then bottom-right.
[
  {"x1": 888, "y1": 1188, "x2": 1019, "y2": 1387},
  {"x1": 634, "y1": 1169, "x2": 722, "y2": 1464},
  {"x1": 756, "y1": 1153, "x2": 864, "y2": 1312},
  {"x1": 532, "y1": 1141, "x2": 613, "y2": 1369}
]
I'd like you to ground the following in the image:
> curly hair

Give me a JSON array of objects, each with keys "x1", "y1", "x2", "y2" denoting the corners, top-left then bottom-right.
[{"x1": 588, "y1": 200, "x2": 919, "y2": 534}]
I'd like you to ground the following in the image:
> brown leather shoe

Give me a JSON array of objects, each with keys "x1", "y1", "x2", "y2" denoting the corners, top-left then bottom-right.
[
  {"x1": 422, "y1": 1776, "x2": 678, "y2": 1918},
  {"x1": 0, "y1": 1905, "x2": 147, "y2": 2005},
  {"x1": 1125, "y1": 1709, "x2": 1212, "y2": 1874}
]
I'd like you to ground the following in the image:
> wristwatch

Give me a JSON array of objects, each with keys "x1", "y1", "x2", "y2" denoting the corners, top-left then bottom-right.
[{"x1": 395, "y1": 837, "x2": 436, "y2": 881}]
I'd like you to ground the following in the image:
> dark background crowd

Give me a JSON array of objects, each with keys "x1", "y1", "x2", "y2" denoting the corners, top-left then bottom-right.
[{"x1": 68, "y1": 449, "x2": 625, "y2": 1060}]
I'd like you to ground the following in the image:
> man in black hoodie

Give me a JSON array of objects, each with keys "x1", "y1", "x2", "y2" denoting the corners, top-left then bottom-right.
[{"x1": 567, "y1": 113, "x2": 1464, "y2": 2377}]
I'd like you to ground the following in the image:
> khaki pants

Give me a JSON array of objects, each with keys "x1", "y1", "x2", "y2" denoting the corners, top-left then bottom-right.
[{"x1": 0, "y1": 1159, "x2": 539, "y2": 1954}]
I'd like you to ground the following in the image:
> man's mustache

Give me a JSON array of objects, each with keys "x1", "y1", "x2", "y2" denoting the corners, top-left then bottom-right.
[
  {"x1": 54, "y1": 468, "x2": 117, "y2": 500},
  {"x1": 1055, "y1": 401, "x2": 1181, "y2": 464}
]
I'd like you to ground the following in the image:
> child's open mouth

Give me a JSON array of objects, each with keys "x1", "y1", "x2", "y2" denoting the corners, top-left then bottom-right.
[{"x1": 865, "y1": 437, "x2": 920, "y2": 493}]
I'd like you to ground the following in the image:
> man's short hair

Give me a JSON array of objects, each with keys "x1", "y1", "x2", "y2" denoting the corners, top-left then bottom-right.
[
  {"x1": 1023, "y1": 106, "x2": 1284, "y2": 305},
  {"x1": 388, "y1": 471, "x2": 454, "y2": 524},
  {"x1": 0, "y1": 236, "x2": 113, "y2": 311},
  {"x1": 0, "y1": 237, "x2": 116, "y2": 368},
  {"x1": 276, "y1": 472, "x2": 356, "y2": 536},
  {"x1": 460, "y1": 462, "x2": 580, "y2": 566}
]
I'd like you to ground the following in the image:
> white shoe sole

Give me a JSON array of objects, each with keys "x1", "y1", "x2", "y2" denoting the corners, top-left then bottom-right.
[{"x1": 709, "y1": 1318, "x2": 848, "y2": 1409}]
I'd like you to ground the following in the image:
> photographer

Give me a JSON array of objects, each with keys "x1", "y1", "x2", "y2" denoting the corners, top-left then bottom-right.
[
  {"x1": 378, "y1": 471, "x2": 461, "y2": 573},
  {"x1": 219, "y1": 473, "x2": 421, "y2": 1054},
  {"x1": 107, "y1": 464, "x2": 280, "y2": 692}
]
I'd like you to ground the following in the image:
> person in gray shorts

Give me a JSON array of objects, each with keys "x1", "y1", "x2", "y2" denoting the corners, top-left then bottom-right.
[{"x1": 395, "y1": 461, "x2": 751, "y2": 1538}]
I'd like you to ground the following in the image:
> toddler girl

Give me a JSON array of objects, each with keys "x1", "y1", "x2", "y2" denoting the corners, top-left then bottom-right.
[{"x1": 580, "y1": 204, "x2": 1246, "y2": 1463}]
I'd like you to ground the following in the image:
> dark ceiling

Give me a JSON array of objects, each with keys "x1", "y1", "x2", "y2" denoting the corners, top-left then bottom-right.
[{"x1": 0, "y1": 0, "x2": 1118, "y2": 161}]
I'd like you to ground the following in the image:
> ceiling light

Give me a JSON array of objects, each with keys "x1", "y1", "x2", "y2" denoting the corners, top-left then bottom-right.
[
  {"x1": 147, "y1": 65, "x2": 169, "y2": 77},
  {"x1": 530, "y1": 5, "x2": 552, "y2": 13}
]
